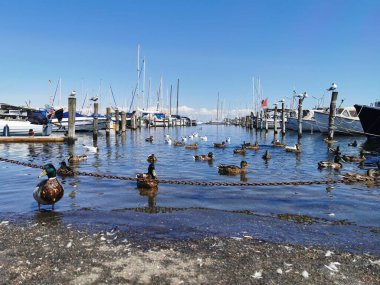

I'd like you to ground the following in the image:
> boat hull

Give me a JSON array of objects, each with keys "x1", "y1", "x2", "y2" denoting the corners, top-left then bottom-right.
[
  {"x1": 286, "y1": 117, "x2": 319, "y2": 132},
  {"x1": 0, "y1": 119, "x2": 52, "y2": 136},
  {"x1": 354, "y1": 104, "x2": 380, "y2": 139},
  {"x1": 51, "y1": 117, "x2": 107, "y2": 132},
  {"x1": 314, "y1": 110, "x2": 363, "y2": 135}
]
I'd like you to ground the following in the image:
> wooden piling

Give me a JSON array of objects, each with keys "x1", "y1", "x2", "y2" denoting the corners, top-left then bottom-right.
[
  {"x1": 298, "y1": 97, "x2": 303, "y2": 138},
  {"x1": 281, "y1": 101, "x2": 286, "y2": 135},
  {"x1": 255, "y1": 111, "x2": 259, "y2": 129},
  {"x1": 115, "y1": 109, "x2": 120, "y2": 134},
  {"x1": 264, "y1": 110, "x2": 268, "y2": 132},
  {"x1": 67, "y1": 92, "x2": 76, "y2": 143},
  {"x1": 93, "y1": 102, "x2": 98, "y2": 138},
  {"x1": 273, "y1": 104, "x2": 278, "y2": 135},
  {"x1": 106, "y1": 107, "x2": 111, "y2": 135},
  {"x1": 327, "y1": 91, "x2": 338, "y2": 142},
  {"x1": 121, "y1": 111, "x2": 127, "y2": 132}
]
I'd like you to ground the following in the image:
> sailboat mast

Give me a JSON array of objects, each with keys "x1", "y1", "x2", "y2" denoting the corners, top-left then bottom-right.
[
  {"x1": 176, "y1": 79, "x2": 179, "y2": 115},
  {"x1": 142, "y1": 57, "x2": 145, "y2": 110},
  {"x1": 59, "y1": 77, "x2": 62, "y2": 107},
  {"x1": 217, "y1": 92, "x2": 219, "y2": 121},
  {"x1": 147, "y1": 78, "x2": 151, "y2": 110},
  {"x1": 137, "y1": 44, "x2": 140, "y2": 111},
  {"x1": 169, "y1": 84, "x2": 172, "y2": 115}
]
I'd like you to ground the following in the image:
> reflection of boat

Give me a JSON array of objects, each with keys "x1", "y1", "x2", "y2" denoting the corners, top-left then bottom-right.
[
  {"x1": 51, "y1": 112, "x2": 107, "y2": 132},
  {"x1": 314, "y1": 106, "x2": 363, "y2": 135},
  {"x1": 286, "y1": 110, "x2": 319, "y2": 132},
  {"x1": 354, "y1": 101, "x2": 380, "y2": 139}
]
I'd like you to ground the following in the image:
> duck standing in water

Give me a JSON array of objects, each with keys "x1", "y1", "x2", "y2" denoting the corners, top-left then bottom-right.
[
  {"x1": 57, "y1": 161, "x2": 75, "y2": 176},
  {"x1": 136, "y1": 163, "x2": 158, "y2": 188},
  {"x1": 218, "y1": 160, "x2": 249, "y2": 175},
  {"x1": 194, "y1": 152, "x2": 214, "y2": 161},
  {"x1": 34, "y1": 164, "x2": 64, "y2": 210}
]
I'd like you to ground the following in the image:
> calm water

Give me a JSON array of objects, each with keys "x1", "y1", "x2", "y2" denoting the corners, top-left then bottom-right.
[{"x1": 1, "y1": 125, "x2": 379, "y2": 253}]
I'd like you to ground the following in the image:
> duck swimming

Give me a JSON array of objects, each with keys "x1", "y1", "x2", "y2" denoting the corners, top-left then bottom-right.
[
  {"x1": 348, "y1": 140, "x2": 358, "y2": 147},
  {"x1": 233, "y1": 145, "x2": 246, "y2": 155},
  {"x1": 145, "y1": 136, "x2": 153, "y2": 142},
  {"x1": 367, "y1": 161, "x2": 380, "y2": 178},
  {"x1": 34, "y1": 164, "x2": 64, "y2": 210},
  {"x1": 174, "y1": 141, "x2": 185, "y2": 146},
  {"x1": 328, "y1": 145, "x2": 341, "y2": 155},
  {"x1": 342, "y1": 151, "x2": 366, "y2": 162},
  {"x1": 318, "y1": 155, "x2": 342, "y2": 170},
  {"x1": 272, "y1": 140, "x2": 286, "y2": 147},
  {"x1": 194, "y1": 152, "x2": 214, "y2": 161},
  {"x1": 57, "y1": 161, "x2": 75, "y2": 176},
  {"x1": 136, "y1": 163, "x2": 158, "y2": 189},
  {"x1": 245, "y1": 142, "x2": 259, "y2": 150},
  {"x1": 284, "y1": 144, "x2": 301, "y2": 153},
  {"x1": 147, "y1": 154, "x2": 157, "y2": 163},
  {"x1": 83, "y1": 144, "x2": 98, "y2": 153},
  {"x1": 185, "y1": 143, "x2": 198, "y2": 149},
  {"x1": 214, "y1": 141, "x2": 226, "y2": 148},
  {"x1": 262, "y1": 150, "x2": 271, "y2": 160},
  {"x1": 218, "y1": 160, "x2": 249, "y2": 175},
  {"x1": 68, "y1": 154, "x2": 87, "y2": 162}
]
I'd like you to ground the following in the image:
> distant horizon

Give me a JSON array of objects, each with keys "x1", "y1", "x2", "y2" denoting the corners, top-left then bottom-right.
[{"x1": 1, "y1": 0, "x2": 379, "y2": 121}]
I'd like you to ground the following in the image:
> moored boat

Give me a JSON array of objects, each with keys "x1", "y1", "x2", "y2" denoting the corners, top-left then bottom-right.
[
  {"x1": 354, "y1": 101, "x2": 380, "y2": 139},
  {"x1": 51, "y1": 112, "x2": 107, "y2": 132}
]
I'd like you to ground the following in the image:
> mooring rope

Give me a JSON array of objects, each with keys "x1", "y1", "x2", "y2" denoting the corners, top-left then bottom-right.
[{"x1": 0, "y1": 156, "x2": 363, "y2": 187}]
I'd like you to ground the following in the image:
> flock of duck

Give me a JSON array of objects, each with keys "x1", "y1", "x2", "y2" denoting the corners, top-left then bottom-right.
[{"x1": 33, "y1": 134, "x2": 380, "y2": 212}]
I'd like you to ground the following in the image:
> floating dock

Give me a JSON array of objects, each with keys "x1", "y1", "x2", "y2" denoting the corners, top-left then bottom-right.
[{"x1": 0, "y1": 136, "x2": 65, "y2": 143}]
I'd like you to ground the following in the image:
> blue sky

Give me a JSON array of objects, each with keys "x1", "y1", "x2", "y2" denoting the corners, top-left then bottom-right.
[{"x1": 0, "y1": 0, "x2": 379, "y2": 120}]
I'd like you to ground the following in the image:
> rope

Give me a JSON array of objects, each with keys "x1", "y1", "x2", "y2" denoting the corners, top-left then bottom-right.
[{"x1": 0, "y1": 156, "x2": 361, "y2": 187}]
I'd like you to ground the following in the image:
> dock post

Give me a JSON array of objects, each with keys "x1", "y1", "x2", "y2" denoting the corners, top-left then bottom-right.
[
  {"x1": 327, "y1": 91, "x2": 338, "y2": 142},
  {"x1": 131, "y1": 114, "x2": 136, "y2": 129},
  {"x1": 260, "y1": 110, "x2": 263, "y2": 130},
  {"x1": 93, "y1": 101, "x2": 98, "y2": 139},
  {"x1": 281, "y1": 101, "x2": 286, "y2": 135},
  {"x1": 297, "y1": 97, "x2": 303, "y2": 138},
  {"x1": 273, "y1": 104, "x2": 278, "y2": 135},
  {"x1": 121, "y1": 111, "x2": 127, "y2": 132},
  {"x1": 67, "y1": 91, "x2": 76, "y2": 143},
  {"x1": 106, "y1": 107, "x2": 111, "y2": 136},
  {"x1": 255, "y1": 111, "x2": 259, "y2": 129},
  {"x1": 115, "y1": 109, "x2": 120, "y2": 134}
]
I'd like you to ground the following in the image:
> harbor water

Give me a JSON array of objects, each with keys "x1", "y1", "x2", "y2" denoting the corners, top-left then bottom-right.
[{"x1": 0, "y1": 125, "x2": 379, "y2": 254}]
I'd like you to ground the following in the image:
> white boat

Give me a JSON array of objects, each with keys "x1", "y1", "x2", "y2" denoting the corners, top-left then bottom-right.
[
  {"x1": 286, "y1": 110, "x2": 319, "y2": 132},
  {"x1": 51, "y1": 112, "x2": 107, "y2": 132},
  {"x1": 0, "y1": 119, "x2": 52, "y2": 136},
  {"x1": 314, "y1": 106, "x2": 364, "y2": 135}
]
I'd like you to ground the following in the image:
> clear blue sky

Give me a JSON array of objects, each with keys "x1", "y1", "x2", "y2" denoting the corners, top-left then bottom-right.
[{"x1": 0, "y1": 0, "x2": 379, "y2": 119}]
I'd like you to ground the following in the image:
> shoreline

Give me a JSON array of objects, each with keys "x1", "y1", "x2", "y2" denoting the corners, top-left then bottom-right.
[{"x1": 1, "y1": 215, "x2": 379, "y2": 284}]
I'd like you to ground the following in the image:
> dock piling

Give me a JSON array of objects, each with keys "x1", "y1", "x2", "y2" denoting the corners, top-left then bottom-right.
[
  {"x1": 67, "y1": 91, "x2": 76, "y2": 143},
  {"x1": 327, "y1": 91, "x2": 338, "y2": 142},
  {"x1": 121, "y1": 111, "x2": 127, "y2": 132}
]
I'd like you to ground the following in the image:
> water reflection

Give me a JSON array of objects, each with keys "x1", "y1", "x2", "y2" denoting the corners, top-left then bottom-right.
[
  {"x1": 33, "y1": 209, "x2": 63, "y2": 225},
  {"x1": 138, "y1": 187, "x2": 158, "y2": 213}
]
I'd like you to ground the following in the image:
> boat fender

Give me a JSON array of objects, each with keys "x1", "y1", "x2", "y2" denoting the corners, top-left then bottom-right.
[{"x1": 3, "y1": 124, "x2": 9, "y2": 136}]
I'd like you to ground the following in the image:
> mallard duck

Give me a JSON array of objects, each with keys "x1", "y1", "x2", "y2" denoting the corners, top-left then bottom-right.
[
  {"x1": 214, "y1": 141, "x2": 226, "y2": 148},
  {"x1": 147, "y1": 154, "x2": 157, "y2": 163},
  {"x1": 318, "y1": 155, "x2": 342, "y2": 169},
  {"x1": 284, "y1": 144, "x2": 301, "y2": 153},
  {"x1": 233, "y1": 146, "x2": 246, "y2": 155},
  {"x1": 185, "y1": 143, "x2": 198, "y2": 149},
  {"x1": 348, "y1": 140, "x2": 358, "y2": 147},
  {"x1": 272, "y1": 140, "x2": 286, "y2": 147},
  {"x1": 262, "y1": 150, "x2": 271, "y2": 160},
  {"x1": 174, "y1": 141, "x2": 185, "y2": 146},
  {"x1": 245, "y1": 142, "x2": 259, "y2": 150},
  {"x1": 83, "y1": 144, "x2": 98, "y2": 153},
  {"x1": 218, "y1": 160, "x2": 249, "y2": 175},
  {"x1": 342, "y1": 152, "x2": 366, "y2": 162},
  {"x1": 136, "y1": 163, "x2": 158, "y2": 188},
  {"x1": 367, "y1": 161, "x2": 380, "y2": 178},
  {"x1": 194, "y1": 152, "x2": 214, "y2": 161},
  {"x1": 34, "y1": 164, "x2": 64, "y2": 210},
  {"x1": 145, "y1": 136, "x2": 153, "y2": 142},
  {"x1": 57, "y1": 161, "x2": 75, "y2": 176},
  {"x1": 28, "y1": 129, "x2": 35, "y2": 136},
  {"x1": 68, "y1": 154, "x2": 87, "y2": 162},
  {"x1": 328, "y1": 145, "x2": 341, "y2": 155}
]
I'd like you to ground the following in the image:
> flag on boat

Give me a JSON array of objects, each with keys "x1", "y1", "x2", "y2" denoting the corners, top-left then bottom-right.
[{"x1": 261, "y1": 98, "x2": 268, "y2": 108}]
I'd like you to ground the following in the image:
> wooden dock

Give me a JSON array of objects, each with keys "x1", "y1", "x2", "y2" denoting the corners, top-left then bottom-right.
[{"x1": 0, "y1": 136, "x2": 65, "y2": 143}]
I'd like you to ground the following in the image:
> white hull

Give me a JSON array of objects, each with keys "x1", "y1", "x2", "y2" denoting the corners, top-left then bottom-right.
[
  {"x1": 314, "y1": 110, "x2": 363, "y2": 135},
  {"x1": 51, "y1": 117, "x2": 107, "y2": 132},
  {"x1": 0, "y1": 119, "x2": 52, "y2": 136},
  {"x1": 286, "y1": 117, "x2": 319, "y2": 132}
]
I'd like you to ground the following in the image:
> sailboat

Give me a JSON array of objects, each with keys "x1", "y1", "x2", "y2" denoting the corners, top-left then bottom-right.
[{"x1": 207, "y1": 92, "x2": 224, "y2": 125}]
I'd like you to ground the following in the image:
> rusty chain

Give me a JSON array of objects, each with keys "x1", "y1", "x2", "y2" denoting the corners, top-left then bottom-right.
[{"x1": 0, "y1": 156, "x2": 361, "y2": 187}]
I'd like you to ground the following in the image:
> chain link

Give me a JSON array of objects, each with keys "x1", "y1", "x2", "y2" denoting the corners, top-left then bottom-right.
[{"x1": 0, "y1": 156, "x2": 367, "y2": 187}]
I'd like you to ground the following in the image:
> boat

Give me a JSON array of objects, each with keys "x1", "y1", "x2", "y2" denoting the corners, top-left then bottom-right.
[
  {"x1": 314, "y1": 106, "x2": 364, "y2": 135},
  {"x1": 0, "y1": 103, "x2": 56, "y2": 136},
  {"x1": 286, "y1": 109, "x2": 319, "y2": 132},
  {"x1": 51, "y1": 111, "x2": 107, "y2": 132},
  {"x1": 354, "y1": 101, "x2": 380, "y2": 139}
]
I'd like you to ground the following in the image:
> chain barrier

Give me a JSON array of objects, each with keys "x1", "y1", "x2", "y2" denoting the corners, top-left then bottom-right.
[{"x1": 0, "y1": 156, "x2": 368, "y2": 187}]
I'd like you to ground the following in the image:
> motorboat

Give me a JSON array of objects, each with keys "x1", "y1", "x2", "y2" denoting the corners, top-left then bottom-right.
[
  {"x1": 286, "y1": 109, "x2": 319, "y2": 132},
  {"x1": 354, "y1": 101, "x2": 380, "y2": 139},
  {"x1": 51, "y1": 112, "x2": 107, "y2": 132}
]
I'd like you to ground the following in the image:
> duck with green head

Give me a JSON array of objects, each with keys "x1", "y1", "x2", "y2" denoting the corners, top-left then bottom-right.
[
  {"x1": 136, "y1": 163, "x2": 158, "y2": 189},
  {"x1": 34, "y1": 164, "x2": 64, "y2": 210}
]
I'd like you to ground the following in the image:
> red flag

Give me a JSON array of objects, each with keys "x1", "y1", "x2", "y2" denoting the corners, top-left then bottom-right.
[{"x1": 261, "y1": 98, "x2": 268, "y2": 108}]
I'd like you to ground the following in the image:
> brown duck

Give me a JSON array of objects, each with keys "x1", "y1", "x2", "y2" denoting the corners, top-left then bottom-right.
[
  {"x1": 136, "y1": 163, "x2": 158, "y2": 188},
  {"x1": 218, "y1": 160, "x2": 249, "y2": 175}
]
